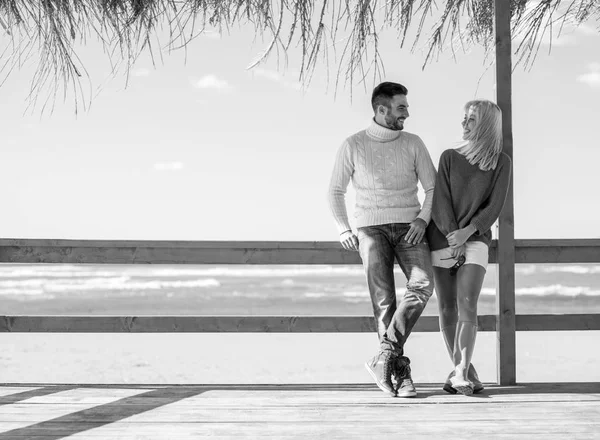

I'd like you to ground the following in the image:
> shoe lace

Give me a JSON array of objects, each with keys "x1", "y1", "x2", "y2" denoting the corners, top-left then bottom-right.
[
  {"x1": 383, "y1": 355, "x2": 394, "y2": 381},
  {"x1": 400, "y1": 376, "x2": 414, "y2": 389}
]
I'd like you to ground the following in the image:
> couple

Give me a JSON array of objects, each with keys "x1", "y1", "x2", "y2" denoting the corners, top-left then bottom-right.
[{"x1": 327, "y1": 82, "x2": 512, "y2": 397}]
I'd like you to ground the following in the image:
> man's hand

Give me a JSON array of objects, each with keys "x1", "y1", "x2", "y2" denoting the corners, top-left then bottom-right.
[
  {"x1": 446, "y1": 228, "x2": 471, "y2": 249},
  {"x1": 340, "y1": 230, "x2": 359, "y2": 251},
  {"x1": 405, "y1": 218, "x2": 427, "y2": 245}
]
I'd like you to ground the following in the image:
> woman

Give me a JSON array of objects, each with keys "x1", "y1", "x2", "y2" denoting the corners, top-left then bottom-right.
[{"x1": 426, "y1": 99, "x2": 512, "y2": 395}]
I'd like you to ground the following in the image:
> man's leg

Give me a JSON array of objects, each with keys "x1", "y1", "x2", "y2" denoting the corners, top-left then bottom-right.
[
  {"x1": 357, "y1": 225, "x2": 399, "y2": 397},
  {"x1": 377, "y1": 224, "x2": 434, "y2": 397},
  {"x1": 381, "y1": 227, "x2": 434, "y2": 354},
  {"x1": 357, "y1": 225, "x2": 397, "y2": 342}
]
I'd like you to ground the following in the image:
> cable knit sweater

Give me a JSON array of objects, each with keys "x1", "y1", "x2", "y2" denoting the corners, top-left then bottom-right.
[
  {"x1": 328, "y1": 120, "x2": 437, "y2": 233},
  {"x1": 426, "y1": 148, "x2": 512, "y2": 251}
]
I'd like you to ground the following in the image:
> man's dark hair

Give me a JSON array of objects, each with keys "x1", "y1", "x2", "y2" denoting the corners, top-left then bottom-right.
[{"x1": 371, "y1": 82, "x2": 408, "y2": 113}]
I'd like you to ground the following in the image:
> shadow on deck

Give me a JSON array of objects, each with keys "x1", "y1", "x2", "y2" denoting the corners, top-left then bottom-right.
[{"x1": 0, "y1": 382, "x2": 598, "y2": 439}]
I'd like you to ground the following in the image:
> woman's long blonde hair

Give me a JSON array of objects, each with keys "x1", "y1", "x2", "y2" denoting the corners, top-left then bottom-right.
[{"x1": 457, "y1": 100, "x2": 503, "y2": 171}]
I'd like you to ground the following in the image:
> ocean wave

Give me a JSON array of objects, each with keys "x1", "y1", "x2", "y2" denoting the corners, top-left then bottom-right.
[
  {"x1": 230, "y1": 291, "x2": 269, "y2": 299},
  {"x1": 303, "y1": 292, "x2": 326, "y2": 298},
  {"x1": 515, "y1": 265, "x2": 537, "y2": 275},
  {"x1": 141, "y1": 266, "x2": 369, "y2": 277},
  {"x1": 0, "y1": 277, "x2": 221, "y2": 294},
  {"x1": 0, "y1": 288, "x2": 45, "y2": 296},
  {"x1": 336, "y1": 286, "x2": 600, "y2": 299},
  {"x1": 515, "y1": 284, "x2": 600, "y2": 297},
  {"x1": 515, "y1": 264, "x2": 600, "y2": 275},
  {"x1": 540, "y1": 266, "x2": 600, "y2": 275},
  {"x1": 0, "y1": 269, "x2": 128, "y2": 278},
  {"x1": 0, "y1": 288, "x2": 56, "y2": 300},
  {"x1": 2, "y1": 264, "x2": 600, "y2": 279},
  {"x1": 479, "y1": 285, "x2": 600, "y2": 297},
  {"x1": 342, "y1": 291, "x2": 369, "y2": 298},
  {"x1": 0, "y1": 265, "x2": 368, "y2": 278}
]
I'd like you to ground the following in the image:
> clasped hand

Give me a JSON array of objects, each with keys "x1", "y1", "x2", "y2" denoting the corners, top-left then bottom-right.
[{"x1": 446, "y1": 228, "x2": 470, "y2": 249}]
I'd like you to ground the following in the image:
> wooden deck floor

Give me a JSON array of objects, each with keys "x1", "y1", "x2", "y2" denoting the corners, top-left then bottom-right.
[{"x1": 0, "y1": 382, "x2": 598, "y2": 439}]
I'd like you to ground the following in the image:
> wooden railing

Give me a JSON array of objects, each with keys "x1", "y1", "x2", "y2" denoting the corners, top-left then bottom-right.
[{"x1": 1, "y1": 238, "x2": 599, "y2": 383}]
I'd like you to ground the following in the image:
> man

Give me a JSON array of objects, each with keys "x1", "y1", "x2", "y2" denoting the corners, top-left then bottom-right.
[{"x1": 327, "y1": 82, "x2": 436, "y2": 397}]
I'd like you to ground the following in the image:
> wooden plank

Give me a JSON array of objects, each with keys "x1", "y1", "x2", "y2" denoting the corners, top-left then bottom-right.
[
  {"x1": 515, "y1": 239, "x2": 600, "y2": 247},
  {"x1": 0, "y1": 315, "x2": 493, "y2": 333},
  {"x1": 0, "y1": 388, "x2": 41, "y2": 398},
  {"x1": 0, "y1": 423, "x2": 595, "y2": 438},
  {"x1": 1, "y1": 382, "x2": 599, "y2": 397},
  {"x1": 0, "y1": 314, "x2": 598, "y2": 333},
  {"x1": 1, "y1": 403, "x2": 599, "y2": 422},
  {"x1": 0, "y1": 239, "x2": 350, "y2": 249},
  {"x1": 1, "y1": 239, "x2": 599, "y2": 264},
  {"x1": 494, "y1": 0, "x2": 516, "y2": 387},
  {"x1": 515, "y1": 241, "x2": 600, "y2": 263},
  {"x1": 0, "y1": 412, "x2": 598, "y2": 438},
  {"x1": 0, "y1": 243, "x2": 361, "y2": 265},
  {"x1": 516, "y1": 314, "x2": 600, "y2": 331}
]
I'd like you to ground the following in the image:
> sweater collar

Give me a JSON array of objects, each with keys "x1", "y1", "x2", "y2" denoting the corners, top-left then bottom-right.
[{"x1": 366, "y1": 119, "x2": 402, "y2": 142}]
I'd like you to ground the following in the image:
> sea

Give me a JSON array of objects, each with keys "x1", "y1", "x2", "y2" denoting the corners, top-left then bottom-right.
[{"x1": 1, "y1": 263, "x2": 600, "y2": 316}]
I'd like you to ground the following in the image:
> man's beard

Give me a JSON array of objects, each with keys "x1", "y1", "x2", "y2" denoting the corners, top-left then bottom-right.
[{"x1": 385, "y1": 114, "x2": 404, "y2": 131}]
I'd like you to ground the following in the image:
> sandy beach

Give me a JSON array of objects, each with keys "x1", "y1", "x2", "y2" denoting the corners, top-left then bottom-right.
[
  {"x1": 2, "y1": 331, "x2": 599, "y2": 385},
  {"x1": 2, "y1": 263, "x2": 599, "y2": 386}
]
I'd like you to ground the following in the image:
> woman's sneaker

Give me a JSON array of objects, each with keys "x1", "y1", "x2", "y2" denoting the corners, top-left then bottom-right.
[
  {"x1": 450, "y1": 375, "x2": 474, "y2": 396},
  {"x1": 469, "y1": 365, "x2": 484, "y2": 393},
  {"x1": 443, "y1": 371, "x2": 458, "y2": 394},
  {"x1": 443, "y1": 365, "x2": 484, "y2": 394}
]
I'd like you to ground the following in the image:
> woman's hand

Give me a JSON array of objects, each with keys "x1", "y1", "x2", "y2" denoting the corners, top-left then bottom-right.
[
  {"x1": 451, "y1": 244, "x2": 466, "y2": 259},
  {"x1": 446, "y1": 225, "x2": 477, "y2": 249}
]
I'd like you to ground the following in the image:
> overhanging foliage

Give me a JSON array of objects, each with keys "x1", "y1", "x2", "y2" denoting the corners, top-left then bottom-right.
[{"x1": 0, "y1": 0, "x2": 597, "y2": 112}]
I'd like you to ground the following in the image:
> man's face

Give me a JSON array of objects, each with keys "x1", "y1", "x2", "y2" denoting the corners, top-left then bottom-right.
[
  {"x1": 381, "y1": 94, "x2": 409, "y2": 131},
  {"x1": 462, "y1": 107, "x2": 478, "y2": 140}
]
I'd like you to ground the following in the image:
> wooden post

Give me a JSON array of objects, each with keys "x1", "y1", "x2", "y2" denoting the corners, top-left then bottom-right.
[{"x1": 495, "y1": 0, "x2": 517, "y2": 385}]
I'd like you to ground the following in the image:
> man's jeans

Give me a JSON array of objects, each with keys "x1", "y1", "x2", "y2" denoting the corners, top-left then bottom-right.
[{"x1": 357, "y1": 223, "x2": 434, "y2": 356}]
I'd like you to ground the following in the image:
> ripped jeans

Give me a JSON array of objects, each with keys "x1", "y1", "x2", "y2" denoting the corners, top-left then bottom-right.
[{"x1": 358, "y1": 223, "x2": 434, "y2": 356}]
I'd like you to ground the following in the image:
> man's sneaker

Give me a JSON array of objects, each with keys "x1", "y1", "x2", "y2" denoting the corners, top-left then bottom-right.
[
  {"x1": 365, "y1": 351, "x2": 397, "y2": 397},
  {"x1": 394, "y1": 356, "x2": 417, "y2": 398}
]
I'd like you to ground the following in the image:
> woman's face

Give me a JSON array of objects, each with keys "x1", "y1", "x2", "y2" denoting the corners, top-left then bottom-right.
[{"x1": 462, "y1": 107, "x2": 478, "y2": 140}]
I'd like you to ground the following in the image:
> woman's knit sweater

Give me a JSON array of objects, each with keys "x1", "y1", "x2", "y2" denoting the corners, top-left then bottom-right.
[{"x1": 426, "y1": 148, "x2": 512, "y2": 251}]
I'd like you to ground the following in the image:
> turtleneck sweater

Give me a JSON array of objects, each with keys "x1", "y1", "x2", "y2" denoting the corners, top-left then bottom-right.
[{"x1": 328, "y1": 120, "x2": 437, "y2": 234}]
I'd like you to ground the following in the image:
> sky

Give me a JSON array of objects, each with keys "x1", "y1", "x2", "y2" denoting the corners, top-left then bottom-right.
[{"x1": 1, "y1": 11, "x2": 599, "y2": 242}]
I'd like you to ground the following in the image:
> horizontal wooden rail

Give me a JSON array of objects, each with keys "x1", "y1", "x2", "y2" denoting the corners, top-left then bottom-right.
[
  {"x1": 1, "y1": 314, "x2": 599, "y2": 333},
  {"x1": 1, "y1": 238, "x2": 599, "y2": 264}
]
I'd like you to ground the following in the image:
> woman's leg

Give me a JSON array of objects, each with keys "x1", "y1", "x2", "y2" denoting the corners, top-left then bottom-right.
[
  {"x1": 432, "y1": 267, "x2": 458, "y2": 364},
  {"x1": 452, "y1": 264, "x2": 486, "y2": 389}
]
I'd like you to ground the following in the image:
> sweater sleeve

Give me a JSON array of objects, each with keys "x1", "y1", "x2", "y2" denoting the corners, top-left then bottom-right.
[
  {"x1": 413, "y1": 136, "x2": 437, "y2": 225},
  {"x1": 470, "y1": 155, "x2": 512, "y2": 235},
  {"x1": 327, "y1": 139, "x2": 354, "y2": 234},
  {"x1": 431, "y1": 151, "x2": 459, "y2": 236}
]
